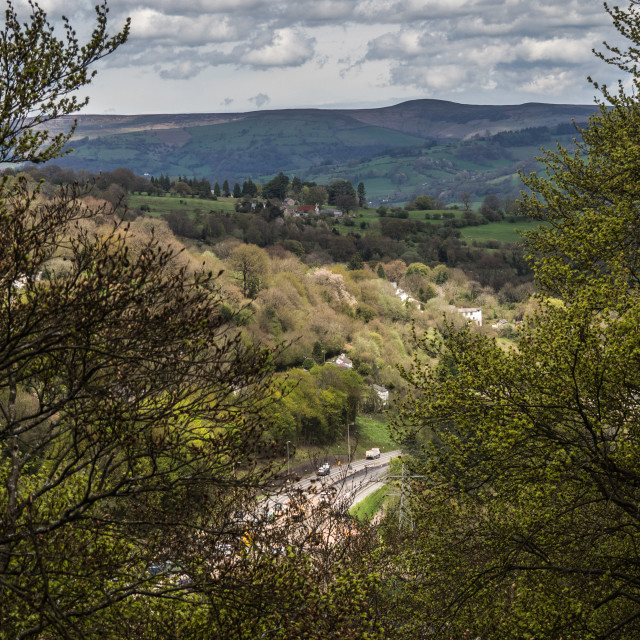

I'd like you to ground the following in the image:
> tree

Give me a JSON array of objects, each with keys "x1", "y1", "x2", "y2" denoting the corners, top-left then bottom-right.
[
  {"x1": 232, "y1": 182, "x2": 241, "y2": 198},
  {"x1": 262, "y1": 172, "x2": 289, "y2": 200},
  {"x1": 0, "y1": 2, "x2": 129, "y2": 164},
  {"x1": 382, "y1": 259, "x2": 407, "y2": 283},
  {"x1": 0, "y1": 181, "x2": 288, "y2": 637},
  {"x1": 405, "y1": 262, "x2": 430, "y2": 277},
  {"x1": 301, "y1": 184, "x2": 328, "y2": 206},
  {"x1": 327, "y1": 180, "x2": 356, "y2": 206},
  {"x1": 241, "y1": 177, "x2": 257, "y2": 197},
  {"x1": 229, "y1": 244, "x2": 270, "y2": 299},
  {"x1": 0, "y1": 7, "x2": 384, "y2": 638},
  {"x1": 357, "y1": 182, "x2": 366, "y2": 207},
  {"x1": 335, "y1": 194, "x2": 359, "y2": 214},
  {"x1": 389, "y1": 3, "x2": 640, "y2": 638},
  {"x1": 213, "y1": 181, "x2": 221, "y2": 197},
  {"x1": 172, "y1": 180, "x2": 192, "y2": 195},
  {"x1": 291, "y1": 176, "x2": 302, "y2": 194},
  {"x1": 347, "y1": 252, "x2": 364, "y2": 271},
  {"x1": 222, "y1": 179, "x2": 230, "y2": 196},
  {"x1": 407, "y1": 195, "x2": 433, "y2": 211},
  {"x1": 479, "y1": 193, "x2": 502, "y2": 221}
]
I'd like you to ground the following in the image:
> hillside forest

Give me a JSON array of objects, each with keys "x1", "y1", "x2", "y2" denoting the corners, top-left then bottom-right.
[{"x1": 6, "y1": 162, "x2": 535, "y2": 448}]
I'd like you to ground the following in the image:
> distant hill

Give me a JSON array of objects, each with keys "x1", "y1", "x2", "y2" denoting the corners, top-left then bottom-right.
[{"x1": 43, "y1": 99, "x2": 596, "y2": 205}]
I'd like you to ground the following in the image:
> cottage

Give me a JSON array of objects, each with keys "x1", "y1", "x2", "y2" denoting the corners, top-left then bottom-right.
[
  {"x1": 372, "y1": 384, "x2": 389, "y2": 407},
  {"x1": 331, "y1": 353, "x2": 353, "y2": 369},
  {"x1": 457, "y1": 307, "x2": 482, "y2": 326}
]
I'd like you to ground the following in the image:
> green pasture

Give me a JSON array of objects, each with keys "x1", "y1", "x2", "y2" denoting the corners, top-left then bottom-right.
[
  {"x1": 351, "y1": 415, "x2": 396, "y2": 454},
  {"x1": 459, "y1": 219, "x2": 543, "y2": 244},
  {"x1": 128, "y1": 193, "x2": 237, "y2": 217}
]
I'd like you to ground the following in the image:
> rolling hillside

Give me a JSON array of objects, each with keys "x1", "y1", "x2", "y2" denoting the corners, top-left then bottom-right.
[{"x1": 43, "y1": 99, "x2": 596, "y2": 205}]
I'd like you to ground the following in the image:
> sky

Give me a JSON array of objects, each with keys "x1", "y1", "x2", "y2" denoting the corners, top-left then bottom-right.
[{"x1": 17, "y1": 0, "x2": 630, "y2": 114}]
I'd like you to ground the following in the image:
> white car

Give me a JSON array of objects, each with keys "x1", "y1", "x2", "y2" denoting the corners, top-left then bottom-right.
[{"x1": 316, "y1": 463, "x2": 331, "y2": 477}]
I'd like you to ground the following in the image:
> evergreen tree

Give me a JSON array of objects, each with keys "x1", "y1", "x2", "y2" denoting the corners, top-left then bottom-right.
[
  {"x1": 242, "y1": 177, "x2": 258, "y2": 197},
  {"x1": 327, "y1": 179, "x2": 356, "y2": 206},
  {"x1": 357, "y1": 181, "x2": 366, "y2": 207},
  {"x1": 233, "y1": 182, "x2": 241, "y2": 198},
  {"x1": 262, "y1": 172, "x2": 289, "y2": 200},
  {"x1": 222, "y1": 179, "x2": 230, "y2": 197},
  {"x1": 213, "y1": 181, "x2": 221, "y2": 197},
  {"x1": 347, "y1": 252, "x2": 364, "y2": 271}
]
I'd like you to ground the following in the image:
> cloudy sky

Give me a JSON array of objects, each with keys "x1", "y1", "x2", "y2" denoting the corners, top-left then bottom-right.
[{"x1": 21, "y1": 0, "x2": 628, "y2": 114}]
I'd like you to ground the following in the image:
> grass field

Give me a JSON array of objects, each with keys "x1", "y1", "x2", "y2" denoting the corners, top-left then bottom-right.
[
  {"x1": 127, "y1": 193, "x2": 237, "y2": 217},
  {"x1": 350, "y1": 485, "x2": 388, "y2": 522},
  {"x1": 350, "y1": 415, "x2": 396, "y2": 457},
  {"x1": 329, "y1": 207, "x2": 542, "y2": 247},
  {"x1": 459, "y1": 219, "x2": 544, "y2": 244},
  {"x1": 128, "y1": 191, "x2": 542, "y2": 249}
]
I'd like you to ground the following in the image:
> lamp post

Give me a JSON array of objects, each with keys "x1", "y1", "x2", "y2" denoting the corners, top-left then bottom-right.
[
  {"x1": 286, "y1": 440, "x2": 291, "y2": 480},
  {"x1": 347, "y1": 422, "x2": 351, "y2": 467}
]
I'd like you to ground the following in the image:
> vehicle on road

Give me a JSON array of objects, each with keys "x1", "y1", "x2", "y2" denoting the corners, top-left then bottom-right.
[
  {"x1": 317, "y1": 463, "x2": 331, "y2": 476},
  {"x1": 366, "y1": 447, "x2": 381, "y2": 460}
]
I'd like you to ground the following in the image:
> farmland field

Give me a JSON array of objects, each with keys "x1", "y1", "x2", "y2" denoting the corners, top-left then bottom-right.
[
  {"x1": 459, "y1": 219, "x2": 543, "y2": 244},
  {"x1": 127, "y1": 193, "x2": 237, "y2": 216}
]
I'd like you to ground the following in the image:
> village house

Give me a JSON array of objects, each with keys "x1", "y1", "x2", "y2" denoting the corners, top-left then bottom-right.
[
  {"x1": 372, "y1": 384, "x2": 389, "y2": 407},
  {"x1": 457, "y1": 307, "x2": 483, "y2": 326},
  {"x1": 295, "y1": 204, "x2": 319, "y2": 215},
  {"x1": 331, "y1": 353, "x2": 353, "y2": 369}
]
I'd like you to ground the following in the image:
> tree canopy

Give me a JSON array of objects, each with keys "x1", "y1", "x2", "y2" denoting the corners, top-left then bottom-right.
[
  {"x1": 0, "y1": 1, "x2": 129, "y2": 164},
  {"x1": 389, "y1": 2, "x2": 640, "y2": 638},
  {"x1": 0, "y1": 5, "x2": 386, "y2": 638}
]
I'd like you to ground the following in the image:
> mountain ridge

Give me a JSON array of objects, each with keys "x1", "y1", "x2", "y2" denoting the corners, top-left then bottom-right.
[
  {"x1": 38, "y1": 99, "x2": 596, "y2": 204},
  {"x1": 49, "y1": 98, "x2": 595, "y2": 141}
]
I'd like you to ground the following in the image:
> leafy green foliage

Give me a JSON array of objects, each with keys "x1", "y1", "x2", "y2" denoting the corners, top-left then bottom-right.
[
  {"x1": 0, "y1": 1, "x2": 129, "y2": 163},
  {"x1": 388, "y1": 3, "x2": 640, "y2": 638}
]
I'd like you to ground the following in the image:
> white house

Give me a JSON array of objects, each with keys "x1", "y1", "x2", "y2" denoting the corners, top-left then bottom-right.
[
  {"x1": 331, "y1": 353, "x2": 353, "y2": 369},
  {"x1": 457, "y1": 307, "x2": 482, "y2": 326},
  {"x1": 372, "y1": 384, "x2": 389, "y2": 407}
]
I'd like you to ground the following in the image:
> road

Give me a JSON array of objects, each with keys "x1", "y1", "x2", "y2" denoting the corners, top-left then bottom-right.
[{"x1": 264, "y1": 450, "x2": 401, "y2": 516}]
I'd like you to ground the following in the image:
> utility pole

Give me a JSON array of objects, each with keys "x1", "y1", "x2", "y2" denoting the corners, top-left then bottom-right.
[{"x1": 286, "y1": 440, "x2": 291, "y2": 480}]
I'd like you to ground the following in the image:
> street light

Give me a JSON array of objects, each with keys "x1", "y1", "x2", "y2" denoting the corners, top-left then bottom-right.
[{"x1": 286, "y1": 440, "x2": 291, "y2": 480}]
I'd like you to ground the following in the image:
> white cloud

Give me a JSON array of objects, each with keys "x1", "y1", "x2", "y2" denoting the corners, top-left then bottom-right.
[
  {"x1": 24, "y1": 0, "x2": 624, "y2": 113},
  {"x1": 521, "y1": 70, "x2": 575, "y2": 95},
  {"x1": 391, "y1": 64, "x2": 470, "y2": 92},
  {"x1": 237, "y1": 29, "x2": 316, "y2": 68},
  {"x1": 130, "y1": 9, "x2": 239, "y2": 45},
  {"x1": 158, "y1": 60, "x2": 207, "y2": 80},
  {"x1": 364, "y1": 31, "x2": 428, "y2": 60},
  {"x1": 515, "y1": 36, "x2": 596, "y2": 64}
]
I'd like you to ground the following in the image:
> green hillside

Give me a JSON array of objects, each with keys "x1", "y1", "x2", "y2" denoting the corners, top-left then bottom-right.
[{"x1": 46, "y1": 100, "x2": 594, "y2": 206}]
